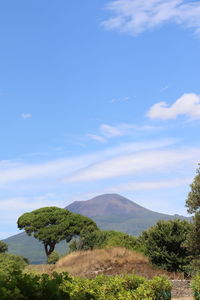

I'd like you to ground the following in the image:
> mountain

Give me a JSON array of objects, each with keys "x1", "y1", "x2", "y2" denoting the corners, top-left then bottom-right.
[
  {"x1": 66, "y1": 193, "x2": 188, "y2": 235},
  {"x1": 4, "y1": 193, "x2": 189, "y2": 263},
  {"x1": 4, "y1": 232, "x2": 68, "y2": 265}
]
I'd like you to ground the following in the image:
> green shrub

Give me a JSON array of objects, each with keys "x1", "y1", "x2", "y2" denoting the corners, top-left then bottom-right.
[
  {"x1": 47, "y1": 251, "x2": 60, "y2": 264},
  {"x1": 0, "y1": 259, "x2": 172, "y2": 300},
  {"x1": 0, "y1": 268, "x2": 71, "y2": 300},
  {"x1": 0, "y1": 241, "x2": 8, "y2": 253},
  {"x1": 67, "y1": 274, "x2": 171, "y2": 300},
  {"x1": 140, "y1": 219, "x2": 191, "y2": 272},
  {"x1": 0, "y1": 253, "x2": 28, "y2": 275},
  {"x1": 191, "y1": 274, "x2": 200, "y2": 299},
  {"x1": 133, "y1": 276, "x2": 172, "y2": 300},
  {"x1": 69, "y1": 230, "x2": 139, "y2": 252}
]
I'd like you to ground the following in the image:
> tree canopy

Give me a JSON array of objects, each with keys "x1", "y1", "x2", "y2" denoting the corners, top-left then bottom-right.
[
  {"x1": 140, "y1": 219, "x2": 191, "y2": 272},
  {"x1": 185, "y1": 165, "x2": 200, "y2": 267},
  {"x1": 186, "y1": 164, "x2": 200, "y2": 214},
  {"x1": 17, "y1": 206, "x2": 98, "y2": 257}
]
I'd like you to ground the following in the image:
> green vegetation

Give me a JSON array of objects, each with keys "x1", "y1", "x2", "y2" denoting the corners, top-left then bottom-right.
[
  {"x1": 186, "y1": 164, "x2": 200, "y2": 272},
  {"x1": 18, "y1": 206, "x2": 98, "y2": 257},
  {"x1": 0, "y1": 241, "x2": 8, "y2": 253},
  {"x1": 186, "y1": 164, "x2": 200, "y2": 214},
  {"x1": 47, "y1": 251, "x2": 61, "y2": 264},
  {"x1": 191, "y1": 274, "x2": 200, "y2": 299},
  {"x1": 0, "y1": 257, "x2": 172, "y2": 300},
  {"x1": 69, "y1": 229, "x2": 139, "y2": 252},
  {"x1": 139, "y1": 219, "x2": 192, "y2": 272},
  {"x1": 69, "y1": 274, "x2": 171, "y2": 300},
  {"x1": 0, "y1": 253, "x2": 28, "y2": 275}
]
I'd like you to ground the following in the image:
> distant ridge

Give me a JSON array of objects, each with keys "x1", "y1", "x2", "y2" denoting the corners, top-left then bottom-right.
[{"x1": 4, "y1": 193, "x2": 189, "y2": 264}]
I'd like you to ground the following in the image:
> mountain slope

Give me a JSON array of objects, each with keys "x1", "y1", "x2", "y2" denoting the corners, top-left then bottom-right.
[
  {"x1": 4, "y1": 193, "x2": 189, "y2": 263},
  {"x1": 4, "y1": 233, "x2": 68, "y2": 264},
  {"x1": 66, "y1": 193, "x2": 187, "y2": 235}
]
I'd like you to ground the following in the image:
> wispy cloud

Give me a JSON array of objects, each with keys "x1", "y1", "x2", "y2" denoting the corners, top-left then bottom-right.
[
  {"x1": 87, "y1": 134, "x2": 107, "y2": 143},
  {"x1": 21, "y1": 113, "x2": 32, "y2": 119},
  {"x1": 88, "y1": 123, "x2": 159, "y2": 143},
  {"x1": 64, "y1": 147, "x2": 200, "y2": 183},
  {"x1": 147, "y1": 93, "x2": 200, "y2": 120},
  {"x1": 100, "y1": 124, "x2": 124, "y2": 138},
  {"x1": 103, "y1": 0, "x2": 200, "y2": 36},
  {"x1": 0, "y1": 139, "x2": 175, "y2": 186}
]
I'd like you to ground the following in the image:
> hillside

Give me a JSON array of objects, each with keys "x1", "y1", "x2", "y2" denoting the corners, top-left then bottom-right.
[
  {"x1": 4, "y1": 232, "x2": 68, "y2": 264},
  {"x1": 4, "y1": 193, "x2": 189, "y2": 263}
]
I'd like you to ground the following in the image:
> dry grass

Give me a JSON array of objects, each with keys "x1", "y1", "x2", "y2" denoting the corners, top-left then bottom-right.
[
  {"x1": 172, "y1": 298, "x2": 194, "y2": 300},
  {"x1": 55, "y1": 247, "x2": 148, "y2": 276},
  {"x1": 26, "y1": 247, "x2": 183, "y2": 279}
]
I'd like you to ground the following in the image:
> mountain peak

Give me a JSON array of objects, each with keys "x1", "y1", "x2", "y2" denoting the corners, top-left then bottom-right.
[{"x1": 66, "y1": 193, "x2": 150, "y2": 217}]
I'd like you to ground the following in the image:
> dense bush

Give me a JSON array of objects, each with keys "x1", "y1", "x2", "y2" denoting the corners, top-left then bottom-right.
[
  {"x1": 0, "y1": 253, "x2": 28, "y2": 275},
  {"x1": 139, "y1": 219, "x2": 191, "y2": 272},
  {"x1": 0, "y1": 261, "x2": 172, "y2": 300},
  {"x1": 0, "y1": 241, "x2": 8, "y2": 253},
  {"x1": 68, "y1": 274, "x2": 171, "y2": 300},
  {"x1": 191, "y1": 274, "x2": 200, "y2": 299},
  {"x1": 69, "y1": 230, "x2": 139, "y2": 252},
  {"x1": 47, "y1": 251, "x2": 61, "y2": 264},
  {"x1": 0, "y1": 269, "x2": 71, "y2": 300}
]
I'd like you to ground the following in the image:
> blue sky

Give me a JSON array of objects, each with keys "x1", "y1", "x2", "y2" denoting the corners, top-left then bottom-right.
[{"x1": 1, "y1": 0, "x2": 200, "y2": 239}]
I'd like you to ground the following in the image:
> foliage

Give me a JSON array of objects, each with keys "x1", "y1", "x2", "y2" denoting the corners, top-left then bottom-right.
[
  {"x1": 0, "y1": 241, "x2": 8, "y2": 253},
  {"x1": 133, "y1": 276, "x2": 171, "y2": 300},
  {"x1": 18, "y1": 206, "x2": 98, "y2": 257},
  {"x1": 47, "y1": 251, "x2": 60, "y2": 264},
  {"x1": 0, "y1": 254, "x2": 172, "y2": 300},
  {"x1": 185, "y1": 164, "x2": 200, "y2": 271},
  {"x1": 0, "y1": 268, "x2": 71, "y2": 300},
  {"x1": 186, "y1": 164, "x2": 200, "y2": 214},
  {"x1": 69, "y1": 230, "x2": 139, "y2": 252},
  {"x1": 68, "y1": 274, "x2": 171, "y2": 300},
  {"x1": 0, "y1": 253, "x2": 28, "y2": 275},
  {"x1": 139, "y1": 219, "x2": 192, "y2": 272},
  {"x1": 191, "y1": 274, "x2": 200, "y2": 299}
]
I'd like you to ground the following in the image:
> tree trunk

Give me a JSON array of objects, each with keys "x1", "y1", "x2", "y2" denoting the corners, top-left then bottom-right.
[{"x1": 44, "y1": 242, "x2": 55, "y2": 257}]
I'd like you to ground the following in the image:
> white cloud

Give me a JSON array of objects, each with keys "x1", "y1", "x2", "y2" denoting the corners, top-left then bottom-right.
[
  {"x1": 88, "y1": 123, "x2": 159, "y2": 142},
  {"x1": 64, "y1": 147, "x2": 200, "y2": 183},
  {"x1": 147, "y1": 93, "x2": 200, "y2": 120},
  {"x1": 103, "y1": 0, "x2": 200, "y2": 36},
  {"x1": 87, "y1": 133, "x2": 107, "y2": 143},
  {"x1": 0, "y1": 139, "x2": 175, "y2": 186},
  {"x1": 21, "y1": 113, "x2": 32, "y2": 119},
  {"x1": 100, "y1": 124, "x2": 124, "y2": 137}
]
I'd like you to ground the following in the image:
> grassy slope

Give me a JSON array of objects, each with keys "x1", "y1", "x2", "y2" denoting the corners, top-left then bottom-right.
[{"x1": 26, "y1": 247, "x2": 179, "y2": 279}]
